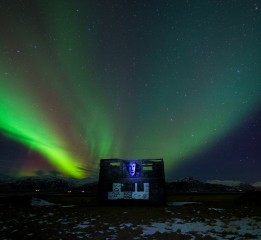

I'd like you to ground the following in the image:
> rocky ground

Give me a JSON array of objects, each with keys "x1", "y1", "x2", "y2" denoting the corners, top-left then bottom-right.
[{"x1": 0, "y1": 193, "x2": 261, "y2": 240}]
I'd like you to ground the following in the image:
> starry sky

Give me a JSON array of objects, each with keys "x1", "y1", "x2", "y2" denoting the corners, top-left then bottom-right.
[{"x1": 0, "y1": 0, "x2": 260, "y2": 182}]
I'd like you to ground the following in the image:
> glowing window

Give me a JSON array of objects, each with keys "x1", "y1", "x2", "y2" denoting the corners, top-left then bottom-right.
[
  {"x1": 110, "y1": 162, "x2": 120, "y2": 167},
  {"x1": 143, "y1": 165, "x2": 153, "y2": 171}
]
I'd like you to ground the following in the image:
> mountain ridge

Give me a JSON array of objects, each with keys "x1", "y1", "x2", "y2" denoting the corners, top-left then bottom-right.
[{"x1": 0, "y1": 175, "x2": 257, "y2": 193}]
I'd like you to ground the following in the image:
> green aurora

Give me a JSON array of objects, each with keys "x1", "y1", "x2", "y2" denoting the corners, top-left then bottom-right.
[{"x1": 0, "y1": 1, "x2": 260, "y2": 179}]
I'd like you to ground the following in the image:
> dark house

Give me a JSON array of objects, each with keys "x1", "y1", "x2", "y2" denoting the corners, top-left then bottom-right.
[{"x1": 98, "y1": 158, "x2": 166, "y2": 204}]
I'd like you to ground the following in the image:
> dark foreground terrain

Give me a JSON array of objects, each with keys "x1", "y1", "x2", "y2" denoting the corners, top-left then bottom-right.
[{"x1": 1, "y1": 192, "x2": 261, "y2": 240}]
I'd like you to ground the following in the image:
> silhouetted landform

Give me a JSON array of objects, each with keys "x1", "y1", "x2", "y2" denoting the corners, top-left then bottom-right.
[
  {"x1": 235, "y1": 190, "x2": 261, "y2": 206},
  {"x1": 166, "y1": 177, "x2": 256, "y2": 194},
  {"x1": 0, "y1": 176, "x2": 80, "y2": 192},
  {"x1": 0, "y1": 176, "x2": 257, "y2": 193}
]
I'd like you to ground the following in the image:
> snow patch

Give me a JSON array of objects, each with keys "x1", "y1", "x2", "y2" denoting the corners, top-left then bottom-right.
[
  {"x1": 119, "y1": 223, "x2": 133, "y2": 229},
  {"x1": 208, "y1": 208, "x2": 223, "y2": 211},
  {"x1": 31, "y1": 197, "x2": 57, "y2": 206},
  {"x1": 139, "y1": 217, "x2": 261, "y2": 239},
  {"x1": 74, "y1": 221, "x2": 91, "y2": 229}
]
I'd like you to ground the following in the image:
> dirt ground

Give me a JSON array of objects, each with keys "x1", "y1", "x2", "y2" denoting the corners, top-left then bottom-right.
[{"x1": 0, "y1": 193, "x2": 261, "y2": 240}]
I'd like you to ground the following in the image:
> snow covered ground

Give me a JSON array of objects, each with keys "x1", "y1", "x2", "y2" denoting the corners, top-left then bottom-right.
[
  {"x1": 139, "y1": 217, "x2": 261, "y2": 240},
  {"x1": 1, "y1": 198, "x2": 261, "y2": 239}
]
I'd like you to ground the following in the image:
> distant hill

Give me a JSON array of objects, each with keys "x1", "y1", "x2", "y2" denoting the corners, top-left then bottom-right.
[
  {"x1": 0, "y1": 176, "x2": 256, "y2": 193},
  {"x1": 235, "y1": 190, "x2": 261, "y2": 206},
  {"x1": 166, "y1": 177, "x2": 256, "y2": 193},
  {"x1": 0, "y1": 175, "x2": 96, "y2": 193}
]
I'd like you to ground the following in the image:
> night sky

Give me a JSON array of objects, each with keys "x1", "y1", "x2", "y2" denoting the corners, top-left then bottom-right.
[{"x1": 0, "y1": 0, "x2": 260, "y2": 183}]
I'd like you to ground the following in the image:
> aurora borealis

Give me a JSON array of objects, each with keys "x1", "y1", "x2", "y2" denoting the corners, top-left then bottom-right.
[{"x1": 0, "y1": 0, "x2": 260, "y2": 182}]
